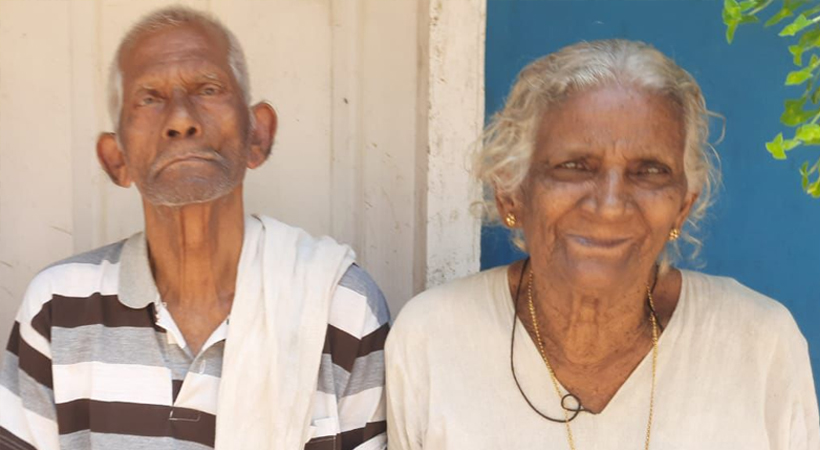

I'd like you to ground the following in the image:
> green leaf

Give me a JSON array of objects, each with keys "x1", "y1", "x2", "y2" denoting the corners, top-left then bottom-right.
[
  {"x1": 801, "y1": 161, "x2": 811, "y2": 190},
  {"x1": 791, "y1": 28, "x2": 820, "y2": 63},
  {"x1": 795, "y1": 123, "x2": 820, "y2": 142},
  {"x1": 724, "y1": 0, "x2": 743, "y2": 42},
  {"x1": 766, "y1": 133, "x2": 800, "y2": 159},
  {"x1": 799, "y1": 158, "x2": 820, "y2": 195},
  {"x1": 783, "y1": 98, "x2": 806, "y2": 125},
  {"x1": 766, "y1": 8, "x2": 794, "y2": 27},
  {"x1": 782, "y1": 98, "x2": 817, "y2": 125},
  {"x1": 790, "y1": 44, "x2": 805, "y2": 65},
  {"x1": 810, "y1": 86, "x2": 820, "y2": 104},
  {"x1": 739, "y1": 15, "x2": 761, "y2": 24},
  {"x1": 800, "y1": 27, "x2": 820, "y2": 46},
  {"x1": 726, "y1": 22, "x2": 740, "y2": 43},
  {"x1": 785, "y1": 56, "x2": 820, "y2": 85},
  {"x1": 780, "y1": 14, "x2": 813, "y2": 37},
  {"x1": 724, "y1": 0, "x2": 742, "y2": 19},
  {"x1": 808, "y1": 178, "x2": 820, "y2": 197},
  {"x1": 798, "y1": 27, "x2": 820, "y2": 47},
  {"x1": 786, "y1": 69, "x2": 813, "y2": 85},
  {"x1": 738, "y1": 0, "x2": 757, "y2": 10}
]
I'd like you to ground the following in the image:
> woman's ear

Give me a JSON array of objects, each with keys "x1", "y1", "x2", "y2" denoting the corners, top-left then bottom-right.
[
  {"x1": 674, "y1": 191, "x2": 699, "y2": 231},
  {"x1": 495, "y1": 189, "x2": 522, "y2": 228}
]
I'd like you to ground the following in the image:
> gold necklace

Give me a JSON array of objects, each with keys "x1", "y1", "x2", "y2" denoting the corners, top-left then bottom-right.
[{"x1": 526, "y1": 269, "x2": 659, "y2": 450}]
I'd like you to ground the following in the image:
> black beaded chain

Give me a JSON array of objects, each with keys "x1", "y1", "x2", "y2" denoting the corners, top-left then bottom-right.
[{"x1": 509, "y1": 258, "x2": 663, "y2": 423}]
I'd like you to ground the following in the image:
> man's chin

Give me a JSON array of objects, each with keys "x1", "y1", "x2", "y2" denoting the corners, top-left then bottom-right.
[{"x1": 140, "y1": 180, "x2": 239, "y2": 207}]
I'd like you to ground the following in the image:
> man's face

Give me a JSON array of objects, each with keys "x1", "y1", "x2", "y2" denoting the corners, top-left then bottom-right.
[{"x1": 116, "y1": 23, "x2": 251, "y2": 206}]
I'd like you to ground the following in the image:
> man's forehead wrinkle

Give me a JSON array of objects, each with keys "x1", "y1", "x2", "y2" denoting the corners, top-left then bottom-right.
[
  {"x1": 121, "y1": 22, "x2": 231, "y2": 74},
  {"x1": 123, "y1": 50, "x2": 232, "y2": 91}
]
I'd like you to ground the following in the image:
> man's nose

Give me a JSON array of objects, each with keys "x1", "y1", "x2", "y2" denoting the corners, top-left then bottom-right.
[{"x1": 164, "y1": 91, "x2": 202, "y2": 139}]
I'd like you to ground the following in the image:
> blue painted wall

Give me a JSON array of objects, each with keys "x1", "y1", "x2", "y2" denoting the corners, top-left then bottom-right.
[{"x1": 484, "y1": 0, "x2": 820, "y2": 397}]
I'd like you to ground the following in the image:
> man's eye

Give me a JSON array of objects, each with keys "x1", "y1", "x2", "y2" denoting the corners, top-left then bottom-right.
[
  {"x1": 139, "y1": 96, "x2": 157, "y2": 106},
  {"x1": 200, "y1": 85, "x2": 220, "y2": 96}
]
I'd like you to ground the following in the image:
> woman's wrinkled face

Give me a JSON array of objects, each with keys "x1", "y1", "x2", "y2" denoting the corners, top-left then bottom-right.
[{"x1": 501, "y1": 85, "x2": 698, "y2": 289}]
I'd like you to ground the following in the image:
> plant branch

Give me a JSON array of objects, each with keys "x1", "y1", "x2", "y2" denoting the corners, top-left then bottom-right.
[{"x1": 750, "y1": 0, "x2": 774, "y2": 15}]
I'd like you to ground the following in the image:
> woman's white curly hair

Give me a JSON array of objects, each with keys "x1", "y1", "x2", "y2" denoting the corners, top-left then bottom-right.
[{"x1": 474, "y1": 39, "x2": 721, "y2": 271}]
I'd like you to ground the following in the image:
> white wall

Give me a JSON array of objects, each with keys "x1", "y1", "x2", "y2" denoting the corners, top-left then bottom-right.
[{"x1": 0, "y1": 0, "x2": 484, "y2": 344}]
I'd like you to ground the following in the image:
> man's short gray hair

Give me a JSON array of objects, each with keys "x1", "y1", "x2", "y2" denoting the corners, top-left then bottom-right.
[
  {"x1": 474, "y1": 39, "x2": 721, "y2": 269},
  {"x1": 107, "y1": 6, "x2": 251, "y2": 130}
]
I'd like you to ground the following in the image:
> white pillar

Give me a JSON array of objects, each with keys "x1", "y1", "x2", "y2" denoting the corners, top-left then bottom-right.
[{"x1": 417, "y1": 0, "x2": 485, "y2": 292}]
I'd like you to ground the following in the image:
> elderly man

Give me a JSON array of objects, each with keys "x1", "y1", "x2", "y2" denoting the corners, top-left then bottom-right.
[{"x1": 0, "y1": 6, "x2": 389, "y2": 450}]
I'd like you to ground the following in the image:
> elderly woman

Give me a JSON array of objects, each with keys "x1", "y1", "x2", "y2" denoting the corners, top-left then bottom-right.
[{"x1": 385, "y1": 40, "x2": 819, "y2": 449}]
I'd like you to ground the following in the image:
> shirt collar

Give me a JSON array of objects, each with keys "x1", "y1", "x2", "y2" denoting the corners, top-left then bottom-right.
[{"x1": 118, "y1": 231, "x2": 159, "y2": 309}]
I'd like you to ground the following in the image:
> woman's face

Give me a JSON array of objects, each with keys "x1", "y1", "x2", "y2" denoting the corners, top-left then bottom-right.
[{"x1": 500, "y1": 84, "x2": 698, "y2": 289}]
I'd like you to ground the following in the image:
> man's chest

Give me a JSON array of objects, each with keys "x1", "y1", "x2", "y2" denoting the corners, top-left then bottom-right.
[{"x1": 49, "y1": 302, "x2": 226, "y2": 448}]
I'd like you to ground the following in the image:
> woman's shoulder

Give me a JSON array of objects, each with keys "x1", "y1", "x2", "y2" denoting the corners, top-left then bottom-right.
[
  {"x1": 389, "y1": 266, "x2": 509, "y2": 340},
  {"x1": 680, "y1": 270, "x2": 802, "y2": 339}
]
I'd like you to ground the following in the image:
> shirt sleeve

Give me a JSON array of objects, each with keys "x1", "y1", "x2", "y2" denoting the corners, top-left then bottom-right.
[
  {"x1": 0, "y1": 276, "x2": 60, "y2": 450},
  {"x1": 309, "y1": 264, "x2": 390, "y2": 450}
]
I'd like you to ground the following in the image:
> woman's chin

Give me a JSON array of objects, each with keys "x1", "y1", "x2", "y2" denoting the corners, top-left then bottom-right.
[{"x1": 560, "y1": 258, "x2": 642, "y2": 291}]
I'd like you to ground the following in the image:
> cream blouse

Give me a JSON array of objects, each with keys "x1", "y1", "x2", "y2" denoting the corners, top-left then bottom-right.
[{"x1": 386, "y1": 267, "x2": 820, "y2": 449}]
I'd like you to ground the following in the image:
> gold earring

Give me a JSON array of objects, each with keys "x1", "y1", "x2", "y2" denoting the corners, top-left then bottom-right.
[
  {"x1": 668, "y1": 228, "x2": 680, "y2": 241},
  {"x1": 504, "y1": 213, "x2": 517, "y2": 228}
]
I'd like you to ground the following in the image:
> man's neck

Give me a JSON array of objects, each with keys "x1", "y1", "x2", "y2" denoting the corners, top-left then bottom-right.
[{"x1": 143, "y1": 187, "x2": 245, "y2": 316}]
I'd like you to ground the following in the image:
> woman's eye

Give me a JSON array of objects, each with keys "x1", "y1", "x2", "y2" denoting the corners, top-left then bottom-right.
[
  {"x1": 557, "y1": 161, "x2": 587, "y2": 170},
  {"x1": 639, "y1": 164, "x2": 669, "y2": 175}
]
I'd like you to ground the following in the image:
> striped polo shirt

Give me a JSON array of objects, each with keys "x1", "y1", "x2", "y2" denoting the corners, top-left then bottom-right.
[{"x1": 0, "y1": 222, "x2": 390, "y2": 450}]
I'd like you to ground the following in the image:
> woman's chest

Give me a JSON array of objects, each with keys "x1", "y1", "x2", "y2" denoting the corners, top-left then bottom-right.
[{"x1": 420, "y1": 336, "x2": 771, "y2": 450}]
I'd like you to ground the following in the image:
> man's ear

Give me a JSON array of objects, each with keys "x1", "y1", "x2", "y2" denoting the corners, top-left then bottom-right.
[
  {"x1": 97, "y1": 133, "x2": 132, "y2": 187},
  {"x1": 247, "y1": 102, "x2": 278, "y2": 169}
]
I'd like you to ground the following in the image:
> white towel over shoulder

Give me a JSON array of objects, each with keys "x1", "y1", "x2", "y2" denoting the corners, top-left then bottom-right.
[{"x1": 215, "y1": 215, "x2": 355, "y2": 450}]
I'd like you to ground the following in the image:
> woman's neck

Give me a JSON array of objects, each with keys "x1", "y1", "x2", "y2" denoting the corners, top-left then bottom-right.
[{"x1": 509, "y1": 259, "x2": 678, "y2": 369}]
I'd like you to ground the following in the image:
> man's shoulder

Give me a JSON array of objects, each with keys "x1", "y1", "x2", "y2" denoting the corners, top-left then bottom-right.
[
  {"x1": 45, "y1": 239, "x2": 127, "y2": 272},
  {"x1": 327, "y1": 264, "x2": 390, "y2": 341},
  {"x1": 33, "y1": 239, "x2": 126, "y2": 290},
  {"x1": 18, "y1": 240, "x2": 127, "y2": 320},
  {"x1": 336, "y1": 264, "x2": 390, "y2": 323}
]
